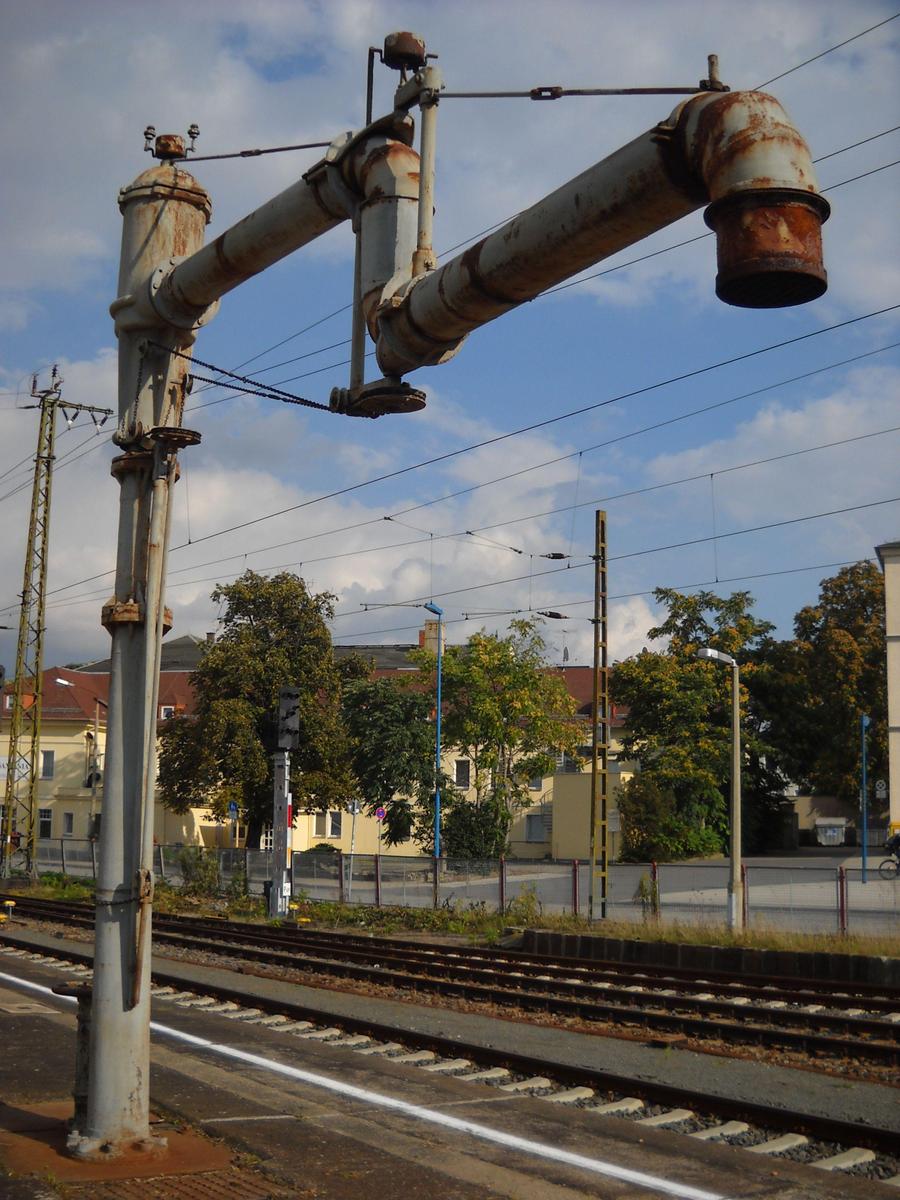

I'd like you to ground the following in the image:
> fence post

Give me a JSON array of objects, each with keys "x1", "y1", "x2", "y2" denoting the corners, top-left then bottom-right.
[
  {"x1": 432, "y1": 857, "x2": 439, "y2": 910},
  {"x1": 90, "y1": 840, "x2": 97, "y2": 880},
  {"x1": 158, "y1": 845, "x2": 167, "y2": 882},
  {"x1": 650, "y1": 860, "x2": 660, "y2": 920},
  {"x1": 572, "y1": 859, "x2": 580, "y2": 916},
  {"x1": 837, "y1": 865, "x2": 848, "y2": 935},
  {"x1": 374, "y1": 854, "x2": 382, "y2": 907},
  {"x1": 338, "y1": 851, "x2": 346, "y2": 904},
  {"x1": 60, "y1": 838, "x2": 68, "y2": 878},
  {"x1": 741, "y1": 863, "x2": 749, "y2": 928},
  {"x1": 499, "y1": 856, "x2": 506, "y2": 913}
]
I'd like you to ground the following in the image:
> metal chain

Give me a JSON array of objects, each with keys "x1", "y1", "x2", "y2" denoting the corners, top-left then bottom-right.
[{"x1": 150, "y1": 342, "x2": 333, "y2": 413}]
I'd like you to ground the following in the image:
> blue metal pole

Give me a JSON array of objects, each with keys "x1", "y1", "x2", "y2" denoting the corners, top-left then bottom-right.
[
  {"x1": 424, "y1": 603, "x2": 443, "y2": 859},
  {"x1": 861, "y1": 713, "x2": 870, "y2": 883}
]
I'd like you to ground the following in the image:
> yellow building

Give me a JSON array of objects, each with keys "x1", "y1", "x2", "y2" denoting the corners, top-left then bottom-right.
[{"x1": 3, "y1": 628, "x2": 627, "y2": 864}]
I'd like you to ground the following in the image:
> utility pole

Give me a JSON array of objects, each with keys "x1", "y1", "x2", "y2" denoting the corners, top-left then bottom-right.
[
  {"x1": 1, "y1": 371, "x2": 110, "y2": 879},
  {"x1": 588, "y1": 511, "x2": 609, "y2": 921}
]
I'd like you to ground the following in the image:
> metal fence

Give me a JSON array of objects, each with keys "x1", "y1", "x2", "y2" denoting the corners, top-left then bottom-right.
[{"x1": 23, "y1": 840, "x2": 899, "y2": 933}]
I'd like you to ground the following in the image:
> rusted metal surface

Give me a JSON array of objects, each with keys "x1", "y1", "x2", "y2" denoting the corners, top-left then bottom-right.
[
  {"x1": 153, "y1": 133, "x2": 186, "y2": 161},
  {"x1": 374, "y1": 88, "x2": 828, "y2": 375},
  {"x1": 87, "y1": 148, "x2": 212, "y2": 1158},
  {"x1": 351, "y1": 138, "x2": 420, "y2": 335},
  {"x1": 383, "y1": 30, "x2": 427, "y2": 72},
  {"x1": 375, "y1": 123, "x2": 696, "y2": 375},
  {"x1": 678, "y1": 90, "x2": 829, "y2": 307},
  {"x1": 705, "y1": 188, "x2": 828, "y2": 306}
]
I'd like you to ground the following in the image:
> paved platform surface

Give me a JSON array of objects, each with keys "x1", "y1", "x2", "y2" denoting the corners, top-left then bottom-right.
[{"x1": 0, "y1": 925, "x2": 897, "y2": 1199}]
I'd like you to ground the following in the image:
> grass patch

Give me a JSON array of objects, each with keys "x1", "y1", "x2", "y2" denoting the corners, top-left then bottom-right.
[{"x1": 13, "y1": 873, "x2": 899, "y2": 959}]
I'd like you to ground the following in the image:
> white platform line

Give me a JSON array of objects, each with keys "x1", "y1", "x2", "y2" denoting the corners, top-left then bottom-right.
[{"x1": 0, "y1": 969, "x2": 726, "y2": 1200}]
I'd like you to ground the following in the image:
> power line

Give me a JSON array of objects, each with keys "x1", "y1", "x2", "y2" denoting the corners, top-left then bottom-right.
[
  {"x1": 12, "y1": 321, "x2": 898, "y2": 616},
  {"x1": 330, "y1": 557, "x2": 875, "y2": 642},
  {"x1": 36, "y1": 485, "x2": 900, "y2": 618},
  {"x1": 325, "y1": 494, "x2": 900, "y2": 620},
  {"x1": 166, "y1": 302, "x2": 900, "y2": 552},
  {"x1": 755, "y1": 11, "x2": 900, "y2": 89},
  {"x1": 172, "y1": 148, "x2": 900, "y2": 422},
  {"x1": 185, "y1": 120, "x2": 900, "y2": 400}
]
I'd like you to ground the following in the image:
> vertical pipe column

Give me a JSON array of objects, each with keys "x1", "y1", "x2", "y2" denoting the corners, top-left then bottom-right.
[{"x1": 75, "y1": 149, "x2": 211, "y2": 1157}]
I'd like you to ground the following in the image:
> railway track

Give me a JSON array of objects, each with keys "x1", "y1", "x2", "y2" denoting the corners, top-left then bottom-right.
[
  {"x1": 1, "y1": 930, "x2": 899, "y2": 1186},
  {"x1": 4, "y1": 893, "x2": 900, "y2": 1068}
]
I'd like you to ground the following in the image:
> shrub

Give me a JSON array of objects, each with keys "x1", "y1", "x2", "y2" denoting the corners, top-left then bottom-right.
[{"x1": 178, "y1": 847, "x2": 220, "y2": 897}]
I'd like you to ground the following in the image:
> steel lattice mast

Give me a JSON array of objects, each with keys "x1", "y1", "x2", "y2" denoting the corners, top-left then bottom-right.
[{"x1": 1, "y1": 371, "x2": 111, "y2": 878}]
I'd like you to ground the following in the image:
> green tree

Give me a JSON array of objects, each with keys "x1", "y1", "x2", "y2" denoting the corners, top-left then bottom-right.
[
  {"x1": 754, "y1": 562, "x2": 887, "y2": 807},
  {"x1": 612, "y1": 589, "x2": 783, "y2": 857},
  {"x1": 341, "y1": 676, "x2": 436, "y2": 846},
  {"x1": 157, "y1": 571, "x2": 354, "y2": 846},
  {"x1": 413, "y1": 619, "x2": 583, "y2": 857}
]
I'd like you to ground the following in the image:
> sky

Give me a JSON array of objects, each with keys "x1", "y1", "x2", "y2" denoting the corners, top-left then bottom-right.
[{"x1": 0, "y1": 0, "x2": 898, "y2": 674}]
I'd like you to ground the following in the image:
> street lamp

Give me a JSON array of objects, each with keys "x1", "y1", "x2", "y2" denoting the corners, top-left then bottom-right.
[
  {"x1": 423, "y1": 602, "x2": 443, "y2": 859},
  {"x1": 695, "y1": 647, "x2": 743, "y2": 931},
  {"x1": 56, "y1": 678, "x2": 108, "y2": 835}
]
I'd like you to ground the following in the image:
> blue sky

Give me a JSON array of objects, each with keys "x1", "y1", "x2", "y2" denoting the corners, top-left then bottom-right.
[{"x1": 1, "y1": 0, "x2": 898, "y2": 671}]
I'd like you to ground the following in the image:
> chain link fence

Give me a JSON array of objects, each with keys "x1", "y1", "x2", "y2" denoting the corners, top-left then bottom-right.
[{"x1": 22, "y1": 839, "x2": 899, "y2": 932}]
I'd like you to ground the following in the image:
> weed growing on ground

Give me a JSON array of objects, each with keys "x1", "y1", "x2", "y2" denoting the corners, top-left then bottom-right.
[{"x1": 16, "y1": 872, "x2": 899, "y2": 958}]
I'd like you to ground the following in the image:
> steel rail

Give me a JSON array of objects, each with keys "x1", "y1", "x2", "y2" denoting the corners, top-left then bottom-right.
[
  {"x1": 139, "y1": 927, "x2": 900, "y2": 1064},
  {"x1": 2, "y1": 928, "x2": 896, "y2": 1158},
  {"x1": 6, "y1": 894, "x2": 898, "y2": 1019}
]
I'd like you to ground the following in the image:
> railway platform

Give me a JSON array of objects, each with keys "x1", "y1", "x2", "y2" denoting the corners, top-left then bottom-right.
[{"x1": 1, "y1": 924, "x2": 897, "y2": 1199}]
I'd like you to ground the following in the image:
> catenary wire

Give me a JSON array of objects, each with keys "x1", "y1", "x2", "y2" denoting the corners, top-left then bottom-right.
[
  {"x1": 184, "y1": 120, "x2": 900, "y2": 399},
  {"x1": 324, "y1": 495, "x2": 900, "y2": 621},
  {"x1": 330, "y1": 557, "x2": 876, "y2": 641},
  {"x1": 166, "y1": 302, "x2": 900, "y2": 551},
  {"x1": 38, "y1": 485, "x2": 900, "y2": 616},
  {"x1": 175, "y1": 150, "x2": 900, "y2": 416},
  {"x1": 754, "y1": 11, "x2": 900, "y2": 89},
  {"x1": 11, "y1": 321, "x2": 899, "y2": 614}
]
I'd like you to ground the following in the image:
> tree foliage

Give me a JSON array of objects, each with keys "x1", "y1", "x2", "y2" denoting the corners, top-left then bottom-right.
[
  {"x1": 612, "y1": 567, "x2": 888, "y2": 857},
  {"x1": 413, "y1": 619, "x2": 583, "y2": 856},
  {"x1": 612, "y1": 589, "x2": 783, "y2": 857},
  {"x1": 754, "y1": 562, "x2": 887, "y2": 806},
  {"x1": 341, "y1": 676, "x2": 436, "y2": 846},
  {"x1": 157, "y1": 571, "x2": 354, "y2": 845}
]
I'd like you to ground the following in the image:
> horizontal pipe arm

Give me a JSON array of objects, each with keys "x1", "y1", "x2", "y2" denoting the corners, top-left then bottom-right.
[{"x1": 374, "y1": 90, "x2": 827, "y2": 377}]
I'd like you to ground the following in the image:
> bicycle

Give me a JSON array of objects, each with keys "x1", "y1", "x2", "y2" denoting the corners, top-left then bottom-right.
[{"x1": 878, "y1": 856, "x2": 899, "y2": 881}]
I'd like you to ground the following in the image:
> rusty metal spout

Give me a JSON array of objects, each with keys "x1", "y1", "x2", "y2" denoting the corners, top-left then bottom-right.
[
  {"x1": 704, "y1": 188, "x2": 829, "y2": 307},
  {"x1": 679, "y1": 89, "x2": 829, "y2": 308}
]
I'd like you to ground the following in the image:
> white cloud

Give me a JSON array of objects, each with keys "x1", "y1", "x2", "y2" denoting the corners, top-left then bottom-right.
[{"x1": 1, "y1": 1, "x2": 898, "y2": 674}]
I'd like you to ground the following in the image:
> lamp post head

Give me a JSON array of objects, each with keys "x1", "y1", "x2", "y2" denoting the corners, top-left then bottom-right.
[
  {"x1": 55, "y1": 677, "x2": 74, "y2": 687},
  {"x1": 695, "y1": 646, "x2": 737, "y2": 668},
  {"x1": 423, "y1": 602, "x2": 443, "y2": 618}
]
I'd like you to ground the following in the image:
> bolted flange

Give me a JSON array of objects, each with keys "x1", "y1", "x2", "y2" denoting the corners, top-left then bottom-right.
[{"x1": 330, "y1": 378, "x2": 426, "y2": 418}]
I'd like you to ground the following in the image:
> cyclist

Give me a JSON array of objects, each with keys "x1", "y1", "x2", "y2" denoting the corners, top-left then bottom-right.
[{"x1": 885, "y1": 830, "x2": 900, "y2": 861}]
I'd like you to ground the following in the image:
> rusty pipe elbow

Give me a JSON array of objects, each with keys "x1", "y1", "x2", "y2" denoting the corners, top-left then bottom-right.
[
  {"x1": 677, "y1": 91, "x2": 829, "y2": 307},
  {"x1": 340, "y1": 134, "x2": 421, "y2": 337}
]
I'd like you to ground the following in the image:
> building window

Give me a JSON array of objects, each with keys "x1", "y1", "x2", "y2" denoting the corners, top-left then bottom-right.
[
  {"x1": 525, "y1": 812, "x2": 551, "y2": 843},
  {"x1": 260, "y1": 825, "x2": 273, "y2": 851},
  {"x1": 0, "y1": 805, "x2": 14, "y2": 832},
  {"x1": 159, "y1": 705, "x2": 175, "y2": 720},
  {"x1": 40, "y1": 750, "x2": 55, "y2": 779},
  {"x1": 529, "y1": 774, "x2": 543, "y2": 790},
  {"x1": 38, "y1": 809, "x2": 52, "y2": 839},
  {"x1": 62, "y1": 811, "x2": 74, "y2": 837},
  {"x1": 454, "y1": 759, "x2": 471, "y2": 788},
  {"x1": 314, "y1": 811, "x2": 342, "y2": 839}
]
